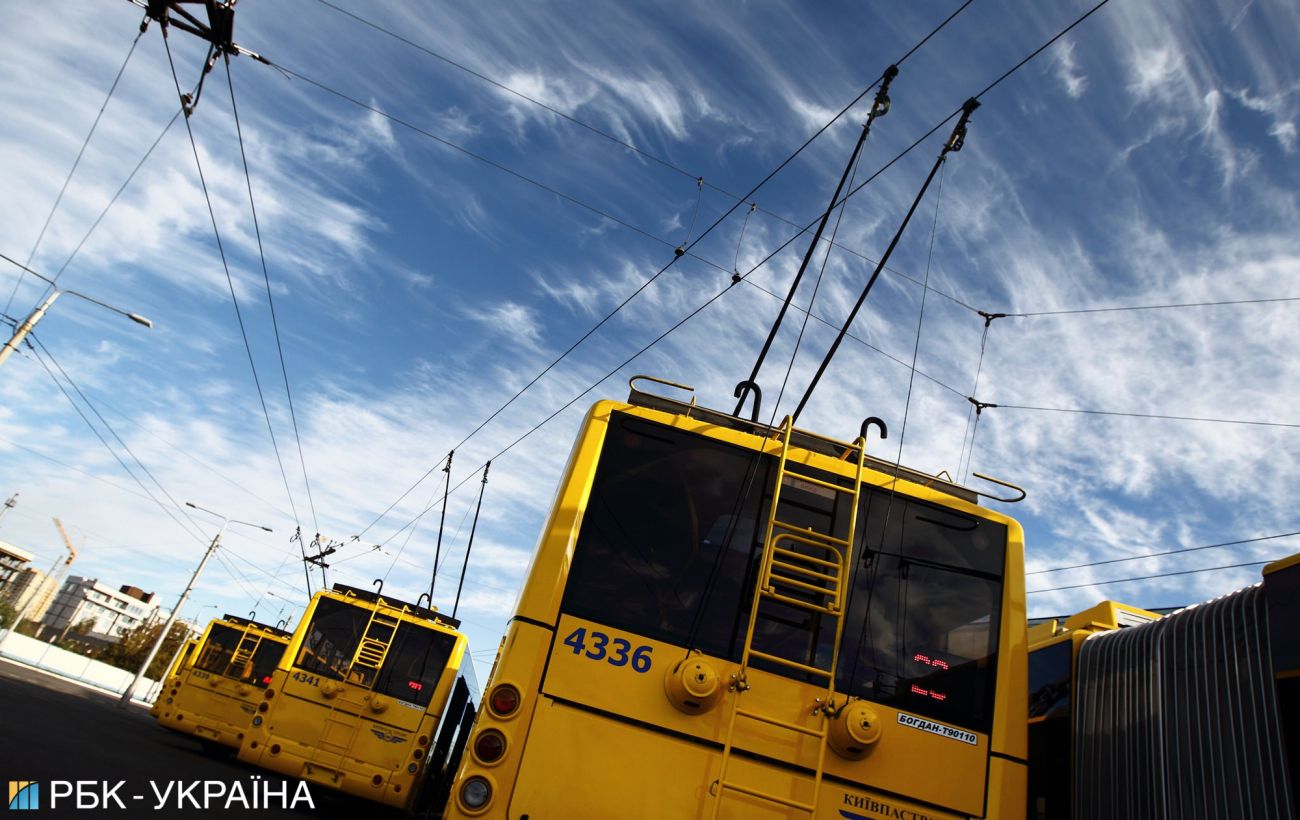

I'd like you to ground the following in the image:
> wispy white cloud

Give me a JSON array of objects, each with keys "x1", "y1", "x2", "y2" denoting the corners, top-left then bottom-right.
[
  {"x1": 3, "y1": 0, "x2": 1299, "y2": 681},
  {"x1": 463, "y1": 301, "x2": 544, "y2": 345}
]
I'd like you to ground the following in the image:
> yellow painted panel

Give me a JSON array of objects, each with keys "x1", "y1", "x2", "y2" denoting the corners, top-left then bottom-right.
[
  {"x1": 984, "y1": 756, "x2": 1028, "y2": 820},
  {"x1": 544, "y1": 614, "x2": 990, "y2": 816},
  {"x1": 509, "y1": 697, "x2": 966, "y2": 819}
]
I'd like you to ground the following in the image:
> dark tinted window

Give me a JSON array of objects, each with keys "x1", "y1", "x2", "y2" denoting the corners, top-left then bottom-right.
[
  {"x1": 373, "y1": 623, "x2": 454, "y2": 708},
  {"x1": 248, "y1": 638, "x2": 287, "y2": 687},
  {"x1": 195, "y1": 624, "x2": 245, "y2": 675},
  {"x1": 563, "y1": 415, "x2": 772, "y2": 658},
  {"x1": 1028, "y1": 640, "x2": 1072, "y2": 720},
  {"x1": 295, "y1": 598, "x2": 368, "y2": 681},
  {"x1": 562, "y1": 412, "x2": 1007, "y2": 733},
  {"x1": 293, "y1": 597, "x2": 454, "y2": 707},
  {"x1": 838, "y1": 493, "x2": 1006, "y2": 732},
  {"x1": 1027, "y1": 640, "x2": 1073, "y2": 819}
]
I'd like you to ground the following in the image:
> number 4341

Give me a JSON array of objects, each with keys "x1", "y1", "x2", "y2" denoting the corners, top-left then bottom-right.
[{"x1": 563, "y1": 627, "x2": 652, "y2": 673}]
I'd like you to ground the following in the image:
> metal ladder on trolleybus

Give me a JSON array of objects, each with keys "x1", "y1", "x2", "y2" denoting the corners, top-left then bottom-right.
[
  {"x1": 227, "y1": 629, "x2": 265, "y2": 679},
  {"x1": 711, "y1": 416, "x2": 866, "y2": 819},
  {"x1": 314, "y1": 605, "x2": 402, "y2": 761}
]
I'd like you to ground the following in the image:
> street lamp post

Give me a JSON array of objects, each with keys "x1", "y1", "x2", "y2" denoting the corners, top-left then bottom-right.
[
  {"x1": 0, "y1": 261, "x2": 152, "y2": 369},
  {"x1": 117, "y1": 502, "x2": 271, "y2": 708}
]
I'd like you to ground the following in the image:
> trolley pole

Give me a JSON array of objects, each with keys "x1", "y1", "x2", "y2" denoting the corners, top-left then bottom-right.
[{"x1": 117, "y1": 502, "x2": 271, "y2": 708}]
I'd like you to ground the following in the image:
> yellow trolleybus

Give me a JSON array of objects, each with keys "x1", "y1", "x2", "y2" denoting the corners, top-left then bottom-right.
[
  {"x1": 155, "y1": 615, "x2": 291, "y2": 751},
  {"x1": 238, "y1": 582, "x2": 478, "y2": 814},
  {"x1": 1024, "y1": 601, "x2": 1158, "y2": 819},
  {"x1": 1027, "y1": 556, "x2": 1299, "y2": 819},
  {"x1": 446, "y1": 378, "x2": 1029, "y2": 819}
]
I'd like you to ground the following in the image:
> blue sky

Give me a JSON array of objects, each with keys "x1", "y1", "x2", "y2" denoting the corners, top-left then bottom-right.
[{"x1": 1, "y1": 0, "x2": 1298, "y2": 677}]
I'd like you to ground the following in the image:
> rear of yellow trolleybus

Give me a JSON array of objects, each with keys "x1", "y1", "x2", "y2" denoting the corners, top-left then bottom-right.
[
  {"x1": 238, "y1": 583, "x2": 478, "y2": 813},
  {"x1": 447, "y1": 381, "x2": 1028, "y2": 819},
  {"x1": 155, "y1": 615, "x2": 291, "y2": 751}
]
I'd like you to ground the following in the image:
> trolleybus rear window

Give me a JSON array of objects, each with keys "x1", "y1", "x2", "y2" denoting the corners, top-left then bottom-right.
[
  {"x1": 195, "y1": 625, "x2": 284, "y2": 685},
  {"x1": 248, "y1": 638, "x2": 285, "y2": 687},
  {"x1": 563, "y1": 412, "x2": 1007, "y2": 733},
  {"x1": 294, "y1": 598, "x2": 456, "y2": 708},
  {"x1": 195, "y1": 624, "x2": 247, "y2": 677}
]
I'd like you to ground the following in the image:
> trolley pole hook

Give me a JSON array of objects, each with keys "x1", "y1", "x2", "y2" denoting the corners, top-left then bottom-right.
[
  {"x1": 417, "y1": 593, "x2": 432, "y2": 610},
  {"x1": 732, "y1": 380, "x2": 762, "y2": 422},
  {"x1": 248, "y1": 610, "x2": 256, "y2": 621},
  {"x1": 860, "y1": 416, "x2": 888, "y2": 443},
  {"x1": 372, "y1": 578, "x2": 384, "y2": 598},
  {"x1": 970, "y1": 473, "x2": 1027, "y2": 504},
  {"x1": 275, "y1": 619, "x2": 288, "y2": 631}
]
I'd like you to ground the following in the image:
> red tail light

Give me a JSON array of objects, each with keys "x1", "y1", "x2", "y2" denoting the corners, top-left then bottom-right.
[
  {"x1": 473, "y1": 729, "x2": 506, "y2": 764},
  {"x1": 489, "y1": 684, "x2": 520, "y2": 717}
]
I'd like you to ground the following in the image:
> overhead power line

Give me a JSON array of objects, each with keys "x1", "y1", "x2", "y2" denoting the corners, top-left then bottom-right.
[
  {"x1": 5, "y1": 31, "x2": 144, "y2": 316},
  {"x1": 49, "y1": 109, "x2": 183, "y2": 284},
  {"x1": 26, "y1": 335, "x2": 208, "y2": 548},
  {"x1": 346, "y1": 0, "x2": 1046, "y2": 541},
  {"x1": 159, "y1": 30, "x2": 311, "y2": 588},
  {"x1": 317, "y1": 65, "x2": 904, "y2": 536},
  {"x1": 307, "y1": 0, "x2": 981, "y2": 315},
  {"x1": 994, "y1": 403, "x2": 1300, "y2": 429},
  {"x1": 0, "y1": 433, "x2": 170, "y2": 508},
  {"x1": 223, "y1": 56, "x2": 320, "y2": 536},
  {"x1": 266, "y1": 62, "x2": 728, "y2": 275},
  {"x1": 1006, "y1": 295, "x2": 1300, "y2": 318},
  {"x1": 740, "y1": 277, "x2": 967, "y2": 399},
  {"x1": 373, "y1": 0, "x2": 1124, "y2": 547},
  {"x1": 1028, "y1": 530, "x2": 1300, "y2": 575},
  {"x1": 1027, "y1": 558, "x2": 1280, "y2": 594}
]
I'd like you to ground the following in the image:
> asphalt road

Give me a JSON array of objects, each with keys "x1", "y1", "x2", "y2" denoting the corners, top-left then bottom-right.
[{"x1": 0, "y1": 658, "x2": 399, "y2": 819}]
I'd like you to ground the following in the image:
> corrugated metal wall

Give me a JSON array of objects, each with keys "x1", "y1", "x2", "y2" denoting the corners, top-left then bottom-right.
[{"x1": 1074, "y1": 584, "x2": 1294, "y2": 819}]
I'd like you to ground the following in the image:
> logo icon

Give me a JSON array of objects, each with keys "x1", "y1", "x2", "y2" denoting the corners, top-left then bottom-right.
[{"x1": 7, "y1": 782, "x2": 39, "y2": 811}]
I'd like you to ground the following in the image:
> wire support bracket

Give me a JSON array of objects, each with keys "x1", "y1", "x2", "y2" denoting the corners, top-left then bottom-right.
[
  {"x1": 977, "y1": 309, "x2": 1006, "y2": 327},
  {"x1": 135, "y1": 0, "x2": 269, "y2": 116},
  {"x1": 967, "y1": 396, "x2": 998, "y2": 415}
]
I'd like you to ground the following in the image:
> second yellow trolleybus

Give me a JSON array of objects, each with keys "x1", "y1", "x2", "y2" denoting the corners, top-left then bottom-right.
[
  {"x1": 154, "y1": 614, "x2": 291, "y2": 751},
  {"x1": 238, "y1": 581, "x2": 478, "y2": 814}
]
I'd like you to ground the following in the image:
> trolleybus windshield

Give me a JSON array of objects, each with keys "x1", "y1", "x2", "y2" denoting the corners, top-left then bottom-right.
[
  {"x1": 563, "y1": 412, "x2": 1006, "y2": 733},
  {"x1": 294, "y1": 598, "x2": 456, "y2": 708}
]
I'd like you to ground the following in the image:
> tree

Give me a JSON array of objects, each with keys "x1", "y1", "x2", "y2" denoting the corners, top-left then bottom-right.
[
  {"x1": 0, "y1": 597, "x2": 14, "y2": 629},
  {"x1": 97, "y1": 620, "x2": 193, "y2": 679}
]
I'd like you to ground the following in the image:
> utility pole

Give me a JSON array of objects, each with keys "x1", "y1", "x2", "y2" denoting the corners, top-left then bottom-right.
[
  {"x1": 117, "y1": 502, "x2": 271, "y2": 708},
  {"x1": 0, "y1": 493, "x2": 16, "y2": 528}
]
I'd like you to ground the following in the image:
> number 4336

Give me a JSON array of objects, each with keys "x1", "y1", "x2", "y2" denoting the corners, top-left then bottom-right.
[{"x1": 563, "y1": 627, "x2": 652, "y2": 673}]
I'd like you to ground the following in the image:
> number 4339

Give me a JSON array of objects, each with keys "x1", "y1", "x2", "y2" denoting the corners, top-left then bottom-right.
[{"x1": 563, "y1": 627, "x2": 652, "y2": 673}]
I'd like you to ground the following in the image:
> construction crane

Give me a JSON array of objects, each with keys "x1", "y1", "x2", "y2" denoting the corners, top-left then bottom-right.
[{"x1": 1, "y1": 518, "x2": 75, "y2": 637}]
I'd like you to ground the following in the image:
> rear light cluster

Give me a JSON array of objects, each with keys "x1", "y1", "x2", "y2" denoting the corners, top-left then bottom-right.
[
  {"x1": 460, "y1": 777, "x2": 491, "y2": 811},
  {"x1": 488, "y1": 684, "x2": 519, "y2": 718},
  {"x1": 473, "y1": 730, "x2": 506, "y2": 764}
]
